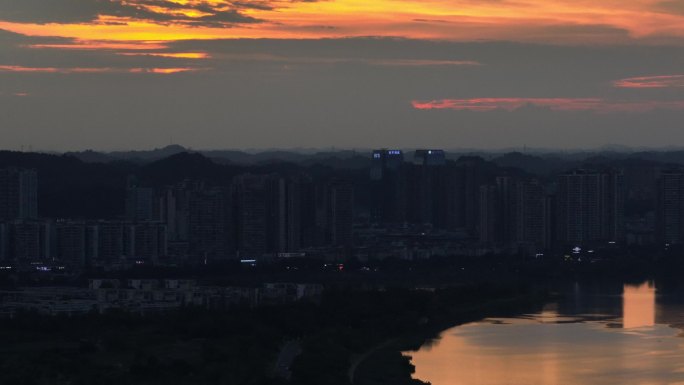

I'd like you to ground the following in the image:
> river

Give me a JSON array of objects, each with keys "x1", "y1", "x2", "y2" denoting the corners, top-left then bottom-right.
[{"x1": 405, "y1": 281, "x2": 684, "y2": 385}]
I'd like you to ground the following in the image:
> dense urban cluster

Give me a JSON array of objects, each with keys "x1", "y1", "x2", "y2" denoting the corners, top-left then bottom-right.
[
  {"x1": 0, "y1": 148, "x2": 683, "y2": 273},
  {"x1": 0, "y1": 167, "x2": 354, "y2": 271},
  {"x1": 369, "y1": 149, "x2": 625, "y2": 256},
  {"x1": 369, "y1": 149, "x2": 684, "y2": 257}
]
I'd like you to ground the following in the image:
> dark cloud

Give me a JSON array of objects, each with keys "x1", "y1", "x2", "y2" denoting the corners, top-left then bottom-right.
[
  {"x1": 412, "y1": 19, "x2": 452, "y2": 24},
  {"x1": 0, "y1": 0, "x2": 137, "y2": 23},
  {"x1": 231, "y1": 1, "x2": 275, "y2": 11},
  {"x1": 657, "y1": 0, "x2": 684, "y2": 15},
  {"x1": 0, "y1": 0, "x2": 261, "y2": 26}
]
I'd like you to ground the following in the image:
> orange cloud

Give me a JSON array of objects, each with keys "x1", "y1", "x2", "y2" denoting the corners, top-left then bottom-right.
[
  {"x1": 1, "y1": 0, "x2": 684, "y2": 44},
  {"x1": 120, "y1": 52, "x2": 210, "y2": 59},
  {"x1": 0, "y1": 65, "x2": 201, "y2": 74},
  {"x1": 26, "y1": 41, "x2": 169, "y2": 50},
  {"x1": 412, "y1": 98, "x2": 684, "y2": 113},
  {"x1": 613, "y1": 75, "x2": 684, "y2": 88},
  {"x1": 128, "y1": 67, "x2": 199, "y2": 73}
]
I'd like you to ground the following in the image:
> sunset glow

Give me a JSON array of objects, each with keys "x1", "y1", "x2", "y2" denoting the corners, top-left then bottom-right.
[
  {"x1": 614, "y1": 75, "x2": 684, "y2": 88},
  {"x1": 412, "y1": 98, "x2": 684, "y2": 113},
  {"x1": 0, "y1": 65, "x2": 200, "y2": 74},
  {"x1": 119, "y1": 52, "x2": 210, "y2": 59},
  {"x1": 3, "y1": 0, "x2": 684, "y2": 149},
  {"x1": 2, "y1": 0, "x2": 684, "y2": 44}
]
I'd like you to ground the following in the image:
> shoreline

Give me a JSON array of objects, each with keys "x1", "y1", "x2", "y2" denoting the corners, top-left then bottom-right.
[{"x1": 349, "y1": 291, "x2": 548, "y2": 385}]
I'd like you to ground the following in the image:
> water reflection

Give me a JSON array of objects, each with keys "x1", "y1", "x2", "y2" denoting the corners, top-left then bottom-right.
[
  {"x1": 623, "y1": 281, "x2": 655, "y2": 329},
  {"x1": 406, "y1": 281, "x2": 684, "y2": 385}
]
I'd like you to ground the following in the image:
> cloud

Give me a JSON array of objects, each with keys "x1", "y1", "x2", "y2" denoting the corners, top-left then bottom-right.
[
  {"x1": 0, "y1": 65, "x2": 201, "y2": 74},
  {"x1": 657, "y1": 1, "x2": 684, "y2": 15},
  {"x1": 0, "y1": 0, "x2": 261, "y2": 27},
  {"x1": 26, "y1": 41, "x2": 170, "y2": 50},
  {"x1": 412, "y1": 98, "x2": 684, "y2": 113},
  {"x1": 202, "y1": 53, "x2": 481, "y2": 67},
  {"x1": 366, "y1": 59, "x2": 480, "y2": 67},
  {"x1": 120, "y1": 52, "x2": 210, "y2": 59},
  {"x1": 0, "y1": 0, "x2": 121, "y2": 24},
  {"x1": 2, "y1": 1, "x2": 684, "y2": 43},
  {"x1": 613, "y1": 74, "x2": 684, "y2": 88},
  {"x1": 0, "y1": 28, "x2": 210, "y2": 74}
]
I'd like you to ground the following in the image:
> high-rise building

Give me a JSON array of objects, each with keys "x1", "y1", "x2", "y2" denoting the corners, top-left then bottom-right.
[
  {"x1": 0, "y1": 223, "x2": 8, "y2": 261},
  {"x1": 92, "y1": 221, "x2": 127, "y2": 264},
  {"x1": 458, "y1": 157, "x2": 491, "y2": 234},
  {"x1": 233, "y1": 174, "x2": 268, "y2": 258},
  {"x1": 266, "y1": 175, "x2": 308, "y2": 253},
  {"x1": 128, "y1": 222, "x2": 167, "y2": 263},
  {"x1": 159, "y1": 181, "x2": 196, "y2": 242},
  {"x1": 479, "y1": 177, "x2": 550, "y2": 253},
  {"x1": 0, "y1": 168, "x2": 37, "y2": 220},
  {"x1": 55, "y1": 221, "x2": 91, "y2": 267},
  {"x1": 188, "y1": 186, "x2": 233, "y2": 261},
  {"x1": 479, "y1": 185, "x2": 500, "y2": 246},
  {"x1": 556, "y1": 170, "x2": 624, "y2": 246},
  {"x1": 656, "y1": 170, "x2": 684, "y2": 245},
  {"x1": 125, "y1": 176, "x2": 155, "y2": 222},
  {"x1": 325, "y1": 179, "x2": 354, "y2": 248},
  {"x1": 370, "y1": 149, "x2": 406, "y2": 224},
  {"x1": 371, "y1": 149, "x2": 404, "y2": 179},
  {"x1": 9, "y1": 221, "x2": 53, "y2": 262},
  {"x1": 511, "y1": 178, "x2": 548, "y2": 252},
  {"x1": 413, "y1": 150, "x2": 446, "y2": 166},
  {"x1": 299, "y1": 179, "x2": 319, "y2": 249},
  {"x1": 406, "y1": 149, "x2": 449, "y2": 228}
]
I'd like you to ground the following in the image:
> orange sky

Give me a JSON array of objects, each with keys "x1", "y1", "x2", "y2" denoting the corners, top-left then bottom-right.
[
  {"x1": 3, "y1": 0, "x2": 684, "y2": 150},
  {"x1": 2, "y1": 0, "x2": 684, "y2": 44}
]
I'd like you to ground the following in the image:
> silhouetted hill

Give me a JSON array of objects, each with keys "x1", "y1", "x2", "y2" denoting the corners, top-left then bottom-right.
[
  {"x1": 0, "y1": 151, "x2": 131, "y2": 219},
  {"x1": 198, "y1": 150, "x2": 301, "y2": 165},
  {"x1": 63, "y1": 149, "x2": 115, "y2": 164},
  {"x1": 68, "y1": 145, "x2": 189, "y2": 164},
  {"x1": 67, "y1": 146, "x2": 372, "y2": 169},
  {"x1": 136, "y1": 152, "x2": 242, "y2": 186},
  {"x1": 300, "y1": 154, "x2": 371, "y2": 169},
  {"x1": 492, "y1": 152, "x2": 576, "y2": 176}
]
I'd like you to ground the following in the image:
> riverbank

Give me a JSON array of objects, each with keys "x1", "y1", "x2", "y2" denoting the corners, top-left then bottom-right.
[
  {"x1": 289, "y1": 284, "x2": 547, "y2": 385},
  {"x1": 350, "y1": 291, "x2": 547, "y2": 385}
]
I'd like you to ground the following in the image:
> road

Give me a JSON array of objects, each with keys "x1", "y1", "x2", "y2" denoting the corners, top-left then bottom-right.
[{"x1": 272, "y1": 339, "x2": 302, "y2": 380}]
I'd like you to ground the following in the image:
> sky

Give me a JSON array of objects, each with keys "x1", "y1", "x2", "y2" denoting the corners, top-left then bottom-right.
[{"x1": 1, "y1": 0, "x2": 684, "y2": 151}]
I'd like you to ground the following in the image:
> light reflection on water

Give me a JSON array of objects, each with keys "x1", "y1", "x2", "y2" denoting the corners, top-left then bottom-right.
[
  {"x1": 406, "y1": 281, "x2": 684, "y2": 385},
  {"x1": 624, "y1": 281, "x2": 655, "y2": 329}
]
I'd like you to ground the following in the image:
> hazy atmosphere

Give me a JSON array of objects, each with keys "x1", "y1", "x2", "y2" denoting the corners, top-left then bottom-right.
[
  {"x1": 1, "y1": 0, "x2": 684, "y2": 151},
  {"x1": 6, "y1": 3, "x2": 684, "y2": 385}
]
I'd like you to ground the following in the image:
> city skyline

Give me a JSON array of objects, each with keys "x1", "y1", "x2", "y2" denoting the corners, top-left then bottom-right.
[
  {"x1": 1, "y1": 2, "x2": 684, "y2": 150},
  {"x1": 0, "y1": 146, "x2": 676, "y2": 268},
  {"x1": 4, "y1": 3, "x2": 684, "y2": 384}
]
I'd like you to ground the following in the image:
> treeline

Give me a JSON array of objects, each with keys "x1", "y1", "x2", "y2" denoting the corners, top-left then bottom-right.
[{"x1": 0, "y1": 284, "x2": 542, "y2": 385}]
